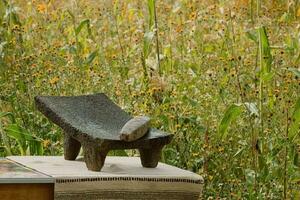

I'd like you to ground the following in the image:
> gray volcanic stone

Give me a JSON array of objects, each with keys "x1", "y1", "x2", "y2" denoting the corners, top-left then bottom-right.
[
  {"x1": 34, "y1": 93, "x2": 173, "y2": 171},
  {"x1": 120, "y1": 116, "x2": 150, "y2": 142}
]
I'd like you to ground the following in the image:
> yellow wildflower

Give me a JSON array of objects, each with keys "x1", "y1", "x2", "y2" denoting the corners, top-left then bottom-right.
[
  {"x1": 189, "y1": 12, "x2": 197, "y2": 20},
  {"x1": 49, "y1": 76, "x2": 59, "y2": 85},
  {"x1": 37, "y1": 3, "x2": 47, "y2": 13},
  {"x1": 297, "y1": 8, "x2": 300, "y2": 17},
  {"x1": 175, "y1": 25, "x2": 183, "y2": 33},
  {"x1": 43, "y1": 139, "x2": 51, "y2": 148}
]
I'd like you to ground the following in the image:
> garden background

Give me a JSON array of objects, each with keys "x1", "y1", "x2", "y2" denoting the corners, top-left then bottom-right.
[{"x1": 0, "y1": 0, "x2": 300, "y2": 199}]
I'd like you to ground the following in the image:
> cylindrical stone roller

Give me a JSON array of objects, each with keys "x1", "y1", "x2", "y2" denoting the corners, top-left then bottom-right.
[{"x1": 120, "y1": 116, "x2": 150, "y2": 142}]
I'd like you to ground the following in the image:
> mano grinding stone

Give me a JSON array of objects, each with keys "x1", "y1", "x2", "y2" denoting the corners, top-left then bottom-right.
[{"x1": 120, "y1": 116, "x2": 150, "y2": 142}]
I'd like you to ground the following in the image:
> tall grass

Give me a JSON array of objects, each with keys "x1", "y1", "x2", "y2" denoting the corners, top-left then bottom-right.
[{"x1": 0, "y1": 0, "x2": 299, "y2": 198}]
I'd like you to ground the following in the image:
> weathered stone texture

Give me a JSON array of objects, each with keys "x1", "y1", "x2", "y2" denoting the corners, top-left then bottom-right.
[{"x1": 35, "y1": 93, "x2": 172, "y2": 171}]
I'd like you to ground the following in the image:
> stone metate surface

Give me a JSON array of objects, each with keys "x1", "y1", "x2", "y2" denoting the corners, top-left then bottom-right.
[{"x1": 35, "y1": 93, "x2": 173, "y2": 171}]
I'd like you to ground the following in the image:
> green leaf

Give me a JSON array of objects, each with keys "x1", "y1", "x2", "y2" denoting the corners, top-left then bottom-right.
[
  {"x1": 0, "y1": 42, "x2": 7, "y2": 57},
  {"x1": 158, "y1": 114, "x2": 169, "y2": 128},
  {"x1": 5, "y1": 124, "x2": 43, "y2": 155},
  {"x1": 258, "y1": 154, "x2": 269, "y2": 179},
  {"x1": 85, "y1": 50, "x2": 98, "y2": 65},
  {"x1": 75, "y1": 19, "x2": 90, "y2": 36},
  {"x1": 279, "y1": 12, "x2": 292, "y2": 23},
  {"x1": 68, "y1": 45, "x2": 77, "y2": 54},
  {"x1": 113, "y1": 0, "x2": 118, "y2": 13},
  {"x1": 147, "y1": 0, "x2": 155, "y2": 30},
  {"x1": 218, "y1": 104, "x2": 243, "y2": 140},
  {"x1": 17, "y1": 79, "x2": 26, "y2": 92},
  {"x1": 258, "y1": 26, "x2": 272, "y2": 75},
  {"x1": 5, "y1": 124, "x2": 26, "y2": 155},
  {"x1": 5, "y1": 4, "x2": 21, "y2": 25},
  {"x1": 286, "y1": 67, "x2": 300, "y2": 77},
  {"x1": 244, "y1": 102, "x2": 259, "y2": 117},
  {"x1": 0, "y1": 1, "x2": 6, "y2": 17},
  {"x1": 143, "y1": 31, "x2": 154, "y2": 58},
  {"x1": 291, "y1": 145, "x2": 299, "y2": 167},
  {"x1": 261, "y1": 72, "x2": 274, "y2": 82},
  {"x1": 172, "y1": 2, "x2": 181, "y2": 13},
  {"x1": 67, "y1": 10, "x2": 75, "y2": 22},
  {"x1": 233, "y1": 147, "x2": 245, "y2": 158},
  {"x1": 0, "y1": 111, "x2": 13, "y2": 119},
  {"x1": 29, "y1": 141, "x2": 43, "y2": 155},
  {"x1": 294, "y1": 153, "x2": 299, "y2": 167},
  {"x1": 109, "y1": 150, "x2": 128, "y2": 156},
  {"x1": 289, "y1": 97, "x2": 300, "y2": 140},
  {"x1": 245, "y1": 169, "x2": 255, "y2": 186},
  {"x1": 0, "y1": 146, "x2": 6, "y2": 151},
  {"x1": 246, "y1": 30, "x2": 258, "y2": 43},
  {"x1": 183, "y1": 95, "x2": 198, "y2": 107}
]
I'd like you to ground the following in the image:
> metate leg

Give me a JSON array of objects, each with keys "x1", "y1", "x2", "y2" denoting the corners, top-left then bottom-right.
[{"x1": 63, "y1": 133, "x2": 81, "y2": 160}]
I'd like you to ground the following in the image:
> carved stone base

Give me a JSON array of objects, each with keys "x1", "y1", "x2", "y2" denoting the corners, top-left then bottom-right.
[
  {"x1": 139, "y1": 145, "x2": 163, "y2": 168},
  {"x1": 62, "y1": 133, "x2": 168, "y2": 171},
  {"x1": 63, "y1": 133, "x2": 81, "y2": 160},
  {"x1": 82, "y1": 143, "x2": 109, "y2": 171}
]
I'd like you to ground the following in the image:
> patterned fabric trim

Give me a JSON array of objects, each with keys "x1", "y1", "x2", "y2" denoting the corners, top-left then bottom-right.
[
  {"x1": 56, "y1": 177, "x2": 204, "y2": 184},
  {"x1": 55, "y1": 189, "x2": 201, "y2": 200}
]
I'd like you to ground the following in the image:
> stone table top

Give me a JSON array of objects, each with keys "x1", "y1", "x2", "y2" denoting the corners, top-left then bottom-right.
[
  {"x1": 0, "y1": 158, "x2": 54, "y2": 184},
  {"x1": 8, "y1": 156, "x2": 203, "y2": 181},
  {"x1": 7, "y1": 156, "x2": 203, "y2": 200}
]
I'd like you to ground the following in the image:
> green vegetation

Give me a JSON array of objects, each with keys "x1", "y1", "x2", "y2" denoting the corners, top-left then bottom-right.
[{"x1": 0, "y1": 0, "x2": 299, "y2": 198}]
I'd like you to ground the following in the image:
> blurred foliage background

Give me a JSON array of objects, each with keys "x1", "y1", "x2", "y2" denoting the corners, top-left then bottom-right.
[{"x1": 0, "y1": 0, "x2": 300, "y2": 199}]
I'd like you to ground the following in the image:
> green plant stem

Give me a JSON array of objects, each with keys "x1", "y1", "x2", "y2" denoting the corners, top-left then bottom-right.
[
  {"x1": 257, "y1": 0, "x2": 260, "y2": 19},
  {"x1": 0, "y1": 122, "x2": 12, "y2": 155},
  {"x1": 71, "y1": 17, "x2": 81, "y2": 66},
  {"x1": 167, "y1": 24, "x2": 173, "y2": 73},
  {"x1": 250, "y1": 0, "x2": 254, "y2": 23},
  {"x1": 250, "y1": 117, "x2": 257, "y2": 194},
  {"x1": 229, "y1": 10, "x2": 244, "y2": 102},
  {"x1": 204, "y1": 124, "x2": 209, "y2": 174},
  {"x1": 113, "y1": 13, "x2": 126, "y2": 67},
  {"x1": 283, "y1": 108, "x2": 289, "y2": 200},
  {"x1": 203, "y1": 123, "x2": 209, "y2": 194},
  {"x1": 258, "y1": 27, "x2": 264, "y2": 153},
  {"x1": 153, "y1": 0, "x2": 161, "y2": 76},
  {"x1": 296, "y1": 0, "x2": 299, "y2": 19},
  {"x1": 259, "y1": 79, "x2": 263, "y2": 134}
]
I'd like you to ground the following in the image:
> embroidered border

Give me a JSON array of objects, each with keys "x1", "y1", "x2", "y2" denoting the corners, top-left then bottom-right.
[{"x1": 56, "y1": 177, "x2": 204, "y2": 184}]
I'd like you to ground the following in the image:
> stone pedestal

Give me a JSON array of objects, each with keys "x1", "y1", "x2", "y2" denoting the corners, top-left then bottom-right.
[
  {"x1": 0, "y1": 158, "x2": 54, "y2": 200},
  {"x1": 8, "y1": 156, "x2": 204, "y2": 200}
]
